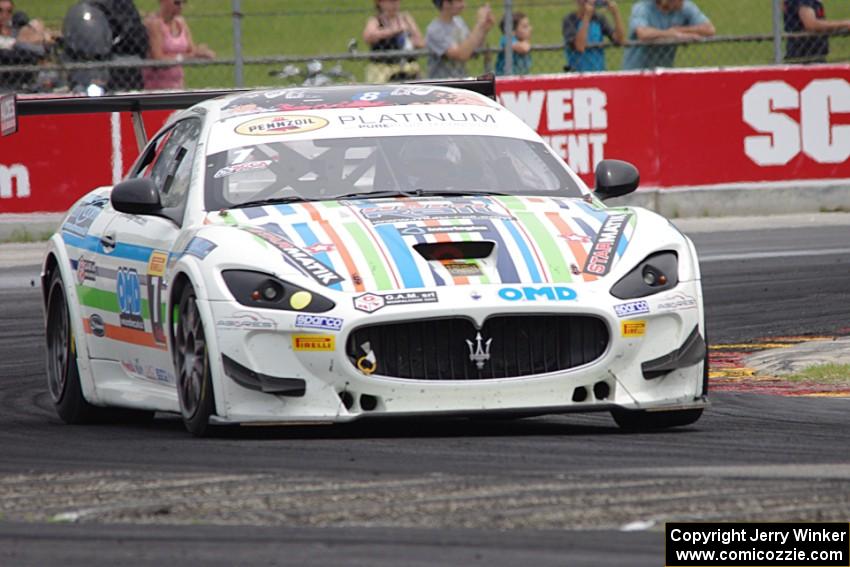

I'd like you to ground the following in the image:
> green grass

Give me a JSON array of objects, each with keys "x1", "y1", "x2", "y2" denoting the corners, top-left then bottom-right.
[
  {"x1": 0, "y1": 227, "x2": 54, "y2": 243},
  {"x1": 786, "y1": 363, "x2": 850, "y2": 385},
  {"x1": 21, "y1": 1, "x2": 850, "y2": 87}
]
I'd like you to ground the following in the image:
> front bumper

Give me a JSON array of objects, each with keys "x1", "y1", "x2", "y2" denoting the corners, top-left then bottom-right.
[{"x1": 206, "y1": 282, "x2": 706, "y2": 424}]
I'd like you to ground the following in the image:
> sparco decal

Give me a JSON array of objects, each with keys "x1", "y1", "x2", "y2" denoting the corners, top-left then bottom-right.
[
  {"x1": 614, "y1": 300, "x2": 650, "y2": 318},
  {"x1": 295, "y1": 314, "x2": 344, "y2": 332},
  {"x1": 0, "y1": 164, "x2": 29, "y2": 199},
  {"x1": 353, "y1": 291, "x2": 438, "y2": 313},
  {"x1": 583, "y1": 213, "x2": 629, "y2": 275},
  {"x1": 245, "y1": 227, "x2": 344, "y2": 287},
  {"x1": 361, "y1": 203, "x2": 510, "y2": 224},
  {"x1": 235, "y1": 115, "x2": 329, "y2": 136},
  {"x1": 498, "y1": 286, "x2": 577, "y2": 301}
]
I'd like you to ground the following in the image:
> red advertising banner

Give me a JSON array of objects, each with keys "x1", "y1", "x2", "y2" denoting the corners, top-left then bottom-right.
[{"x1": 1, "y1": 65, "x2": 848, "y2": 214}]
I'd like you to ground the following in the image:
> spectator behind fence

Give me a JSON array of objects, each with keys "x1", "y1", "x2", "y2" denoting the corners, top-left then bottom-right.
[
  {"x1": 563, "y1": 0, "x2": 624, "y2": 72},
  {"x1": 622, "y1": 0, "x2": 715, "y2": 70},
  {"x1": 784, "y1": 0, "x2": 850, "y2": 63},
  {"x1": 143, "y1": 0, "x2": 214, "y2": 90},
  {"x1": 495, "y1": 11, "x2": 532, "y2": 75},
  {"x1": 426, "y1": 0, "x2": 495, "y2": 79},
  {"x1": 91, "y1": 0, "x2": 148, "y2": 91},
  {"x1": 363, "y1": 0, "x2": 425, "y2": 83},
  {"x1": 0, "y1": 0, "x2": 52, "y2": 90}
]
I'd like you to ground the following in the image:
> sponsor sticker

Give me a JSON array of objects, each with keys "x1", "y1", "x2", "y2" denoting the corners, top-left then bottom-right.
[
  {"x1": 498, "y1": 286, "x2": 577, "y2": 301},
  {"x1": 217, "y1": 311, "x2": 277, "y2": 331},
  {"x1": 614, "y1": 300, "x2": 650, "y2": 318},
  {"x1": 621, "y1": 320, "x2": 646, "y2": 338},
  {"x1": 400, "y1": 224, "x2": 488, "y2": 236},
  {"x1": 116, "y1": 267, "x2": 144, "y2": 331},
  {"x1": 182, "y1": 237, "x2": 217, "y2": 260},
  {"x1": 583, "y1": 213, "x2": 631, "y2": 275},
  {"x1": 147, "y1": 251, "x2": 168, "y2": 277},
  {"x1": 235, "y1": 115, "x2": 329, "y2": 136},
  {"x1": 295, "y1": 314, "x2": 344, "y2": 332},
  {"x1": 214, "y1": 160, "x2": 274, "y2": 179},
  {"x1": 353, "y1": 291, "x2": 438, "y2": 313},
  {"x1": 244, "y1": 227, "x2": 344, "y2": 288},
  {"x1": 293, "y1": 335, "x2": 335, "y2": 351},
  {"x1": 89, "y1": 314, "x2": 105, "y2": 337},
  {"x1": 657, "y1": 292, "x2": 698, "y2": 311},
  {"x1": 361, "y1": 203, "x2": 510, "y2": 225},
  {"x1": 443, "y1": 261, "x2": 483, "y2": 277},
  {"x1": 76, "y1": 257, "x2": 97, "y2": 285},
  {"x1": 0, "y1": 93, "x2": 17, "y2": 136},
  {"x1": 62, "y1": 197, "x2": 108, "y2": 238}
]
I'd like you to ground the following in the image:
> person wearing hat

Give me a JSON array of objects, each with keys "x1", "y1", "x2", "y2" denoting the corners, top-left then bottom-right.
[{"x1": 425, "y1": 0, "x2": 495, "y2": 79}]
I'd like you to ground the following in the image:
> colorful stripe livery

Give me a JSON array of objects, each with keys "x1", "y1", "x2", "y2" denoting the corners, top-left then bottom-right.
[{"x1": 207, "y1": 195, "x2": 635, "y2": 292}]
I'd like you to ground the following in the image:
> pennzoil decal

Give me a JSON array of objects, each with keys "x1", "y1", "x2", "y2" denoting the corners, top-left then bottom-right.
[
  {"x1": 235, "y1": 115, "x2": 328, "y2": 136},
  {"x1": 293, "y1": 335, "x2": 335, "y2": 351},
  {"x1": 245, "y1": 227, "x2": 344, "y2": 287},
  {"x1": 583, "y1": 213, "x2": 630, "y2": 276}
]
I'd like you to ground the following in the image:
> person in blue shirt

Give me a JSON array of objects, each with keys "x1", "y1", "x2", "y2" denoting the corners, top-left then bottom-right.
[
  {"x1": 622, "y1": 0, "x2": 715, "y2": 70},
  {"x1": 563, "y1": 0, "x2": 625, "y2": 72},
  {"x1": 495, "y1": 11, "x2": 532, "y2": 75}
]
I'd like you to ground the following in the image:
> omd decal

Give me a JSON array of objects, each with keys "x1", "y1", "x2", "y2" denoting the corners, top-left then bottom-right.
[
  {"x1": 743, "y1": 79, "x2": 850, "y2": 166},
  {"x1": 499, "y1": 88, "x2": 608, "y2": 175},
  {"x1": 0, "y1": 164, "x2": 30, "y2": 199}
]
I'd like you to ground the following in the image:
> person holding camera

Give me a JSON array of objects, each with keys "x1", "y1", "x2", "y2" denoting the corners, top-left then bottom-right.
[
  {"x1": 426, "y1": 0, "x2": 495, "y2": 79},
  {"x1": 563, "y1": 0, "x2": 624, "y2": 72},
  {"x1": 622, "y1": 0, "x2": 715, "y2": 70}
]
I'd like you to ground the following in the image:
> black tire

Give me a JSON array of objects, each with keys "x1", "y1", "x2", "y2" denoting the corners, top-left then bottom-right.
[
  {"x1": 45, "y1": 270, "x2": 99, "y2": 424},
  {"x1": 612, "y1": 407, "x2": 703, "y2": 431},
  {"x1": 174, "y1": 283, "x2": 216, "y2": 437}
]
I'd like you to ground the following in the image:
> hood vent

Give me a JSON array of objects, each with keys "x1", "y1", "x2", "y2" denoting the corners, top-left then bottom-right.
[{"x1": 413, "y1": 241, "x2": 495, "y2": 261}]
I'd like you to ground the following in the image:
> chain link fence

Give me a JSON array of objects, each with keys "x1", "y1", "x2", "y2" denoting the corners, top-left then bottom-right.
[{"x1": 0, "y1": 0, "x2": 848, "y2": 92}]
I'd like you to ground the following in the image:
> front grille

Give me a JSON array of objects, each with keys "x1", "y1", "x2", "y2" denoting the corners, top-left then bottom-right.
[{"x1": 346, "y1": 315, "x2": 609, "y2": 380}]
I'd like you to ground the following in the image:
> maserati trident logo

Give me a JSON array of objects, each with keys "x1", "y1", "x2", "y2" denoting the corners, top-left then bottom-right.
[{"x1": 466, "y1": 332, "x2": 492, "y2": 370}]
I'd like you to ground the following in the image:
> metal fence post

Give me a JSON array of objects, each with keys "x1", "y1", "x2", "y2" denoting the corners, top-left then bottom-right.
[
  {"x1": 232, "y1": 0, "x2": 244, "y2": 87},
  {"x1": 503, "y1": 0, "x2": 513, "y2": 75},
  {"x1": 772, "y1": 0, "x2": 784, "y2": 64}
]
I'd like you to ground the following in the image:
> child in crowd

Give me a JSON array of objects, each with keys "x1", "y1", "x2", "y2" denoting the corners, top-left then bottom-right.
[{"x1": 495, "y1": 11, "x2": 532, "y2": 75}]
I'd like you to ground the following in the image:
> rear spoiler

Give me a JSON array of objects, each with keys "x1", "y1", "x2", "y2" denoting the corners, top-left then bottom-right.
[{"x1": 0, "y1": 75, "x2": 496, "y2": 150}]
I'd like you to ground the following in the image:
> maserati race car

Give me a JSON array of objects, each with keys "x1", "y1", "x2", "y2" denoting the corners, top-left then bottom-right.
[{"x1": 31, "y1": 79, "x2": 707, "y2": 436}]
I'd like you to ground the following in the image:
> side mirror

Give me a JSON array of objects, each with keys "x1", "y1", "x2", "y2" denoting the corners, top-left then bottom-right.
[
  {"x1": 111, "y1": 178, "x2": 161, "y2": 215},
  {"x1": 594, "y1": 159, "x2": 640, "y2": 201}
]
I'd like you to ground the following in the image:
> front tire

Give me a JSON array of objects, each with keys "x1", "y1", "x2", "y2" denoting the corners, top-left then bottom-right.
[
  {"x1": 45, "y1": 270, "x2": 98, "y2": 423},
  {"x1": 174, "y1": 284, "x2": 215, "y2": 437}
]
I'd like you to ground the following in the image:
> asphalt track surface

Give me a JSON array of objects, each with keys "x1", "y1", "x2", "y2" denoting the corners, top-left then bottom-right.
[{"x1": 1, "y1": 219, "x2": 849, "y2": 566}]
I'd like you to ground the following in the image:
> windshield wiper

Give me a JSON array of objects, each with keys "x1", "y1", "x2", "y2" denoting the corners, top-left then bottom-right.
[
  {"x1": 332, "y1": 189, "x2": 510, "y2": 201},
  {"x1": 228, "y1": 196, "x2": 316, "y2": 209}
]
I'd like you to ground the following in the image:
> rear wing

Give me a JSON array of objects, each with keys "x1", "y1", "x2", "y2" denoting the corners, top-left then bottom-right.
[{"x1": 0, "y1": 75, "x2": 496, "y2": 150}]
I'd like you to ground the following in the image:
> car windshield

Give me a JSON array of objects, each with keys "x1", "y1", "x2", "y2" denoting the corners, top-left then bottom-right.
[{"x1": 204, "y1": 135, "x2": 583, "y2": 210}]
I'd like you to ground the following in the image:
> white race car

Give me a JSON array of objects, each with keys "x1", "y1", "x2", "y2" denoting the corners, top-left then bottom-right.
[{"x1": 30, "y1": 79, "x2": 706, "y2": 436}]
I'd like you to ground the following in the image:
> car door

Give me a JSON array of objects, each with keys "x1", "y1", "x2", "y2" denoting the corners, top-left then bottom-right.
[{"x1": 88, "y1": 118, "x2": 202, "y2": 389}]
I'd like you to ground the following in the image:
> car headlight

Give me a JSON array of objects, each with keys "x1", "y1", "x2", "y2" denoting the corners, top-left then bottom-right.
[
  {"x1": 610, "y1": 251, "x2": 678, "y2": 299},
  {"x1": 222, "y1": 270, "x2": 335, "y2": 312}
]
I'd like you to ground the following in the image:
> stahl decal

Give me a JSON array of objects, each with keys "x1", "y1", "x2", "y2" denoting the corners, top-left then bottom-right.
[
  {"x1": 614, "y1": 300, "x2": 650, "y2": 318},
  {"x1": 498, "y1": 286, "x2": 577, "y2": 301},
  {"x1": 621, "y1": 320, "x2": 646, "y2": 338},
  {"x1": 295, "y1": 314, "x2": 344, "y2": 332},
  {"x1": 657, "y1": 292, "x2": 698, "y2": 311},
  {"x1": 235, "y1": 115, "x2": 329, "y2": 136},
  {"x1": 182, "y1": 237, "x2": 217, "y2": 260},
  {"x1": 62, "y1": 196, "x2": 108, "y2": 237},
  {"x1": 89, "y1": 314, "x2": 106, "y2": 337},
  {"x1": 583, "y1": 213, "x2": 630, "y2": 275},
  {"x1": 361, "y1": 203, "x2": 510, "y2": 225},
  {"x1": 245, "y1": 227, "x2": 344, "y2": 287},
  {"x1": 353, "y1": 291, "x2": 439, "y2": 313},
  {"x1": 217, "y1": 311, "x2": 277, "y2": 331},
  {"x1": 116, "y1": 267, "x2": 144, "y2": 331},
  {"x1": 293, "y1": 335, "x2": 335, "y2": 352}
]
